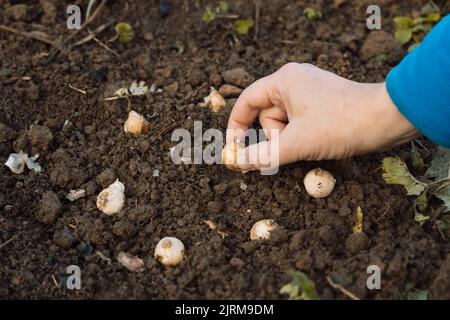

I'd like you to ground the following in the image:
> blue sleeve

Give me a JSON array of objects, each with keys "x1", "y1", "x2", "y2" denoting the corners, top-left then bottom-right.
[{"x1": 386, "y1": 14, "x2": 450, "y2": 148}]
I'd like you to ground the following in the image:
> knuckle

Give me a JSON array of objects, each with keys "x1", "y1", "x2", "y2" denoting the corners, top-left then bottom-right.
[
  {"x1": 278, "y1": 62, "x2": 314, "y2": 78},
  {"x1": 279, "y1": 62, "x2": 299, "y2": 73}
]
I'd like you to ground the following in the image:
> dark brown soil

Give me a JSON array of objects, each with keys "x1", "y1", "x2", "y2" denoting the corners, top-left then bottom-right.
[{"x1": 1, "y1": 0, "x2": 449, "y2": 300}]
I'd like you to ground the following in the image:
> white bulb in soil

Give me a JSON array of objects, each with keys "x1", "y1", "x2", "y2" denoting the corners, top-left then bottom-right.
[
  {"x1": 154, "y1": 237, "x2": 185, "y2": 266},
  {"x1": 124, "y1": 110, "x2": 149, "y2": 136},
  {"x1": 303, "y1": 168, "x2": 336, "y2": 199},
  {"x1": 250, "y1": 219, "x2": 279, "y2": 240},
  {"x1": 96, "y1": 179, "x2": 125, "y2": 215}
]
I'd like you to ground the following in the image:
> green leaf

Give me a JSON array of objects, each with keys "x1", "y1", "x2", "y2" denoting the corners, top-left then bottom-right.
[
  {"x1": 412, "y1": 24, "x2": 425, "y2": 32},
  {"x1": 415, "y1": 191, "x2": 429, "y2": 213},
  {"x1": 115, "y1": 22, "x2": 134, "y2": 44},
  {"x1": 410, "y1": 143, "x2": 424, "y2": 172},
  {"x1": 412, "y1": 34, "x2": 422, "y2": 44},
  {"x1": 381, "y1": 157, "x2": 426, "y2": 195},
  {"x1": 405, "y1": 284, "x2": 430, "y2": 300},
  {"x1": 234, "y1": 19, "x2": 254, "y2": 35},
  {"x1": 395, "y1": 28, "x2": 413, "y2": 45},
  {"x1": 202, "y1": 7, "x2": 216, "y2": 23},
  {"x1": 303, "y1": 7, "x2": 322, "y2": 21},
  {"x1": 411, "y1": 22, "x2": 433, "y2": 32},
  {"x1": 394, "y1": 16, "x2": 414, "y2": 29},
  {"x1": 280, "y1": 271, "x2": 319, "y2": 300},
  {"x1": 425, "y1": 147, "x2": 450, "y2": 180},
  {"x1": 413, "y1": 17, "x2": 425, "y2": 25},
  {"x1": 280, "y1": 283, "x2": 299, "y2": 299},
  {"x1": 413, "y1": 290, "x2": 430, "y2": 300},
  {"x1": 424, "y1": 12, "x2": 441, "y2": 23},
  {"x1": 422, "y1": 23, "x2": 434, "y2": 32}
]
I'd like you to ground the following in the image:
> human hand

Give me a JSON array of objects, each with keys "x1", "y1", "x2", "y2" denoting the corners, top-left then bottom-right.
[{"x1": 226, "y1": 63, "x2": 420, "y2": 171}]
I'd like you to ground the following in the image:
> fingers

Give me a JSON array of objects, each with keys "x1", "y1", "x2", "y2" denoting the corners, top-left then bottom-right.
[
  {"x1": 226, "y1": 73, "x2": 279, "y2": 144},
  {"x1": 259, "y1": 107, "x2": 288, "y2": 139},
  {"x1": 260, "y1": 119, "x2": 286, "y2": 140},
  {"x1": 235, "y1": 123, "x2": 299, "y2": 172}
]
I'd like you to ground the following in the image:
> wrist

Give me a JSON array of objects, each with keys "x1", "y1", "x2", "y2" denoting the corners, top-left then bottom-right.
[{"x1": 356, "y1": 82, "x2": 421, "y2": 154}]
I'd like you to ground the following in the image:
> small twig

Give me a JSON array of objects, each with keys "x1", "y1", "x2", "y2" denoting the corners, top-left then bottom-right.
[
  {"x1": 93, "y1": 37, "x2": 119, "y2": 56},
  {"x1": 106, "y1": 33, "x2": 119, "y2": 43},
  {"x1": 42, "y1": 0, "x2": 107, "y2": 64},
  {"x1": 68, "y1": 223, "x2": 76, "y2": 230},
  {"x1": 414, "y1": 139, "x2": 431, "y2": 154},
  {"x1": 73, "y1": 22, "x2": 111, "y2": 46},
  {"x1": 428, "y1": 177, "x2": 450, "y2": 191},
  {"x1": 326, "y1": 276, "x2": 361, "y2": 300},
  {"x1": 280, "y1": 39, "x2": 301, "y2": 45},
  {"x1": 64, "y1": 0, "x2": 107, "y2": 46},
  {"x1": 68, "y1": 83, "x2": 87, "y2": 95},
  {"x1": 86, "y1": 0, "x2": 97, "y2": 20},
  {"x1": 105, "y1": 96, "x2": 124, "y2": 101},
  {"x1": 125, "y1": 96, "x2": 131, "y2": 110},
  {"x1": 51, "y1": 274, "x2": 60, "y2": 288},
  {"x1": 0, "y1": 24, "x2": 57, "y2": 47},
  {"x1": 0, "y1": 234, "x2": 19, "y2": 250},
  {"x1": 216, "y1": 14, "x2": 240, "y2": 19},
  {"x1": 104, "y1": 95, "x2": 131, "y2": 109},
  {"x1": 156, "y1": 121, "x2": 176, "y2": 137}
]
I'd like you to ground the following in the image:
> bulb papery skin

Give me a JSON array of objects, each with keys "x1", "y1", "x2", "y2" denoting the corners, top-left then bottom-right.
[
  {"x1": 124, "y1": 111, "x2": 149, "y2": 136},
  {"x1": 204, "y1": 87, "x2": 226, "y2": 113},
  {"x1": 250, "y1": 219, "x2": 279, "y2": 240},
  {"x1": 96, "y1": 179, "x2": 125, "y2": 215},
  {"x1": 303, "y1": 168, "x2": 336, "y2": 199},
  {"x1": 5, "y1": 153, "x2": 26, "y2": 174},
  {"x1": 209, "y1": 88, "x2": 226, "y2": 113},
  {"x1": 154, "y1": 237, "x2": 185, "y2": 266}
]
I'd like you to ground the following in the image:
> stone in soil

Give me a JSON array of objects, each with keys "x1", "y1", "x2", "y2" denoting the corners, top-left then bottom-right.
[
  {"x1": 96, "y1": 168, "x2": 117, "y2": 189},
  {"x1": 221, "y1": 68, "x2": 255, "y2": 88},
  {"x1": 218, "y1": 84, "x2": 242, "y2": 98},
  {"x1": 36, "y1": 191, "x2": 61, "y2": 224},
  {"x1": 28, "y1": 125, "x2": 53, "y2": 153},
  {"x1": 359, "y1": 31, "x2": 400, "y2": 61}
]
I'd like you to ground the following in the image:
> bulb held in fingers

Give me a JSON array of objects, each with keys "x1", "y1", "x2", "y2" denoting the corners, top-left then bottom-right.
[{"x1": 222, "y1": 141, "x2": 240, "y2": 170}]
